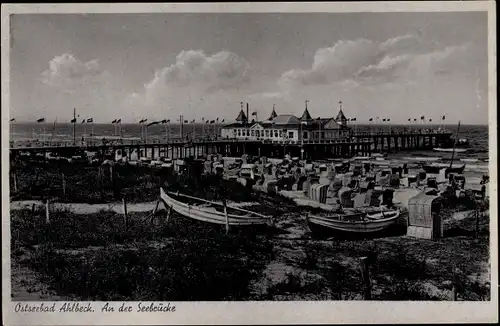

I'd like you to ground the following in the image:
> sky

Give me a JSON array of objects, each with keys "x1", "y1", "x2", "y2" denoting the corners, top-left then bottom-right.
[{"x1": 10, "y1": 12, "x2": 489, "y2": 124}]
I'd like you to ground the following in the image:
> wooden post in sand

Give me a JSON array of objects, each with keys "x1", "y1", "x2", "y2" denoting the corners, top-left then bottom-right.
[
  {"x1": 12, "y1": 172, "x2": 18, "y2": 193},
  {"x1": 61, "y1": 173, "x2": 66, "y2": 196},
  {"x1": 153, "y1": 199, "x2": 160, "y2": 215},
  {"x1": 45, "y1": 199, "x2": 50, "y2": 224},
  {"x1": 360, "y1": 257, "x2": 372, "y2": 300},
  {"x1": 451, "y1": 283, "x2": 458, "y2": 301},
  {"x1": 475, "y1": 204, "x2": 480, "y2": 238},
  {"x1": 152, "y1": 199, "x2": 160, "y2": 225},
  {"x1": 223, "y1": 199, "x2": 230, "y2": 235},
  {"x1": 165, "y1": 204, "x2": 172, "y2": 223},
  {"x1": 122, "y1": 197, "x2": 128, "y2": 230}
]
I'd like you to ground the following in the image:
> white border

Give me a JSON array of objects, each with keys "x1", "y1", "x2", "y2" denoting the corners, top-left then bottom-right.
[{"x1": 2, "y1": 2, "x2": 497, "y2": 325}]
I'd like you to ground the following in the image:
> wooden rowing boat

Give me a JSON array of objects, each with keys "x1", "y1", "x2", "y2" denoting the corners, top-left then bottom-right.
[
  {"x1": 160, "y1": 187, "x2": 273, "y2": 227},
  {"x1": 433, "y1": 147, "x2": 468, "y2": 153},
  {"x1": 307, "y1": 208, "x2": 400, "y2": 233}
]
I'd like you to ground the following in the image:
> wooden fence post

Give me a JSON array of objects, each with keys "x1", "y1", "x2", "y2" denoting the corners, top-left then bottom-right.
[
  {"x1": 31, "y1": 203, "x2": 36, "y2": 215},
  {"x1": 222, "y1": 198, "x2": 230, "y2": 235},
  {"x1": 451, "y1": 283, "x2": 458, "y2": 301},
  {"x1": 62, "y1": 173, "x2": 66, "y2": 196},
  {"x1": 475, "y1": 206, "x2": 480, "y2": 238},
  {"x1": 122, "y1": 197, "x2": 128, "y2": 230},
  {"x1": 360, "y1": 256, "x2": 372, "y2": 300},
  {"x1": 151, "y1": 199, "x2": 160, "y2": 225},
  {"x1": 165, "y1": 203, "x2": 172, "y2": 224},
  {"x1": 152, "y1": 199, "x2": 160, "y2": 215},
  {"x1": 45, "y1": 199, "x2": 50, "y2": 224},
  {"x1": 110, "y1": 165, "x2": 118, "y2": 199},
  {"x1": 13, "y1": 172, "x2": 18, "y2": 193}
]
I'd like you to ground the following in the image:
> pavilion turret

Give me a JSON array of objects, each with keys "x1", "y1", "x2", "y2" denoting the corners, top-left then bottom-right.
[
  {"x1": 235, "y1": 109, "x2": 248, "y2": 123},
  {"x1": 269, "y1": 106, "x2": 278, "y2": 120},
  {"x1": 335, "y1": 109, "x2": 348, "y2": 126},
  {"x1": 300, "y1": 108, "x2": 312, "y2": 122}
]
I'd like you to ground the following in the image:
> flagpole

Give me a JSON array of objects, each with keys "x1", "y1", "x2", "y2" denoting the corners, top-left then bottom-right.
[
  {"x1": 10, "y1": 119, "x2": 14, "y2": 143},
  {"x1": 180, "y1": 115, "x2": 184, "y2": 140},
  {"x1": 193, "y1": 120, "x2": 196, "y2": 140},
  {"x1": 73, "y1": 108, "x2": 76, "y2": 145}
]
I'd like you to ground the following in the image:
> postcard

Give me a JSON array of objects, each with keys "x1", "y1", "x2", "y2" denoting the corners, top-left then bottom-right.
[{"x1": 2, "y1": 2, "x2": 497, "y2": 325}]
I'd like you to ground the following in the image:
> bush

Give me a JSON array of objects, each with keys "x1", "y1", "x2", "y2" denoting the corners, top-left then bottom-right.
[{"x1": 20, "y1": 225, "x2": 273, "y2": 301}]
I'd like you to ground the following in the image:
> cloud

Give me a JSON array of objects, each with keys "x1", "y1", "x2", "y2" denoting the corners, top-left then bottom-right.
[
  {"x1": 124, "y1": 49, "x2": 251, "y2": 117},
  {"x1": 247, "y1": 91, "x2": 291, "y2": 101},
  {"x1": 407, "y1": 42, "x2": 476, "y2": 77},
  {"x1": 144, "y1": 50, "x2": 250, "y2": 93},
  {"x1": 41, "y1": 53, "x2": 104, "y2": 91},
  {"x1": 37, "y1": 53, "x2": 127, "y2": 121},
  {"x1": 278, "y1": 35, "x2": 476, "y2": 89}
]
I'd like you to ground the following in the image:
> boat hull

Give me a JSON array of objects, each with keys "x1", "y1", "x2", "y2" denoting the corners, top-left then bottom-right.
[
  {"x1": 160, "y1": 188, "x2": 271, "y2": 226},
  {"x1": 307, "y1": 210, "x2": 400, "y2": 233},
  {"x1": 433, "y1": 148, "x2": 468, "y2": 153}
]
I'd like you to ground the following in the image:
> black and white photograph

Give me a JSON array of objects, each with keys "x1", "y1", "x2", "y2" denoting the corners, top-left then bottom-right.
[{"x1": 2, "y1": 2, "x2": 497, "y2": 325}]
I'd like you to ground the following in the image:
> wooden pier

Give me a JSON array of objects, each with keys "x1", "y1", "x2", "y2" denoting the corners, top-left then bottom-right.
[
  {"x1": 9, "y1": 131, "x2": 453, "y2": 161},
  {"x1": 352, "y1": 131, "x2": 454, "y2": 152}
]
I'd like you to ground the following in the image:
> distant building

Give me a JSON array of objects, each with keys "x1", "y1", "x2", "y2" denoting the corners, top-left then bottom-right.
[{"x1": 220, "y1": 105, "x2": 350, "y2": 142}]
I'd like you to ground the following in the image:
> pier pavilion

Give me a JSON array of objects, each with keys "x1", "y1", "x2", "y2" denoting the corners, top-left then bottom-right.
[{"x1": 220, "y1": 104, "x2": 351, "y2": 143}]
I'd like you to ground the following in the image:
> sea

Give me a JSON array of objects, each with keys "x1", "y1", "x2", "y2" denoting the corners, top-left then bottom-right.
[{"x1": 9, "y1": 122, "x2": 490, "y2": 172}]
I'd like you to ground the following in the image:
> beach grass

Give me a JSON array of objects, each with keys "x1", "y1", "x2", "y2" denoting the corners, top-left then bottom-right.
[{"x1": 11, "y1": 202, "x2": 490, "y2": 301}]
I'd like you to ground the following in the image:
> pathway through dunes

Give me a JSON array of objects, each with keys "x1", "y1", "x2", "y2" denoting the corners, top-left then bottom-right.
[{"x1": 9, "y1": 200, "x2": 260, "y2": 215}]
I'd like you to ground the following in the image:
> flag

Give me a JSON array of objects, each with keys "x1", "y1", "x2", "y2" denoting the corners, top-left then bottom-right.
[
  {"x1": 382, "y1": 119, "x2": 386, "y2": 122},
  {"x1": 414, "y1": 118, "x2": 417, "y2": 122},
  {"x1": 147, "y1": 121, "x2": 160, "y2": 127},
  {"x1": 221, "y1": 119, "x2": 224, "y2": 123},
  {"x1": 351, "y1": 118, "x2": 356, "y2": 122},
  {"x1": 206, "y1": 120, "x2": 209, "y2": 124},
  {"x1": 184, "y1": 120, "x2": 188, "y2": 123},
  {"x1": 216, "y1": 117, "x2": 219, "y2": 121},
  {"x1": 191, "y1": 119, "x2": 195, "y2": 123},
  {"x1": 87, "y1": 118, "x2": 93, "y2": 123},
  {"x1": 112, "y1": 119, "x2": 117, "y2": 124},
  {"x1": 251, "y1": 112, "x2": 257, "y2": 116},
  {"x1": 202, "y1": 117, "x2": 205, "y2": 121},
  {"x1": 210, "y1": 120, "x2": 215, "y2": 124},
  {"x1": 429, "y1": 119, "x2": 432, "y2": 122},
  {"x1": 115, "y1": 119, "x2": 121, "y2": 123},
  {"x1": 387, "y1": 119, "x2": 391, "y2": 122},
  {"x1": 165, "y1": 119, "x2": 170, "y2": 123},
  {"x1": 442, "y1": 115, "x2": 446, "y2": 120},
  {"x1": 369, "y1": 118, "x2": 373, "y2": 122},
  {"x1": 81, "y1": 119, "x2": 86, "y2": 124},
  {"x1": 346, "y1": 118, "x2": 350, "y2": 122},
  {"x1": 421, "y1": 116, "x2": 425, "y2": 120},
  {"x1": 10, "y1": 118, "x2": 15, "y2": 122},
  {"x1": 161, "y1": 119, "x2": 167, "y2": 124},
  {"x1": 36, "y1": 118, "x2": 45, "y2": 123},
  {"x1": 408, "y1": 118, "x2": 411, "y2": 122},
  {"x1": 70, "y1": 118, "x2": 77, "y2": 123}
]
